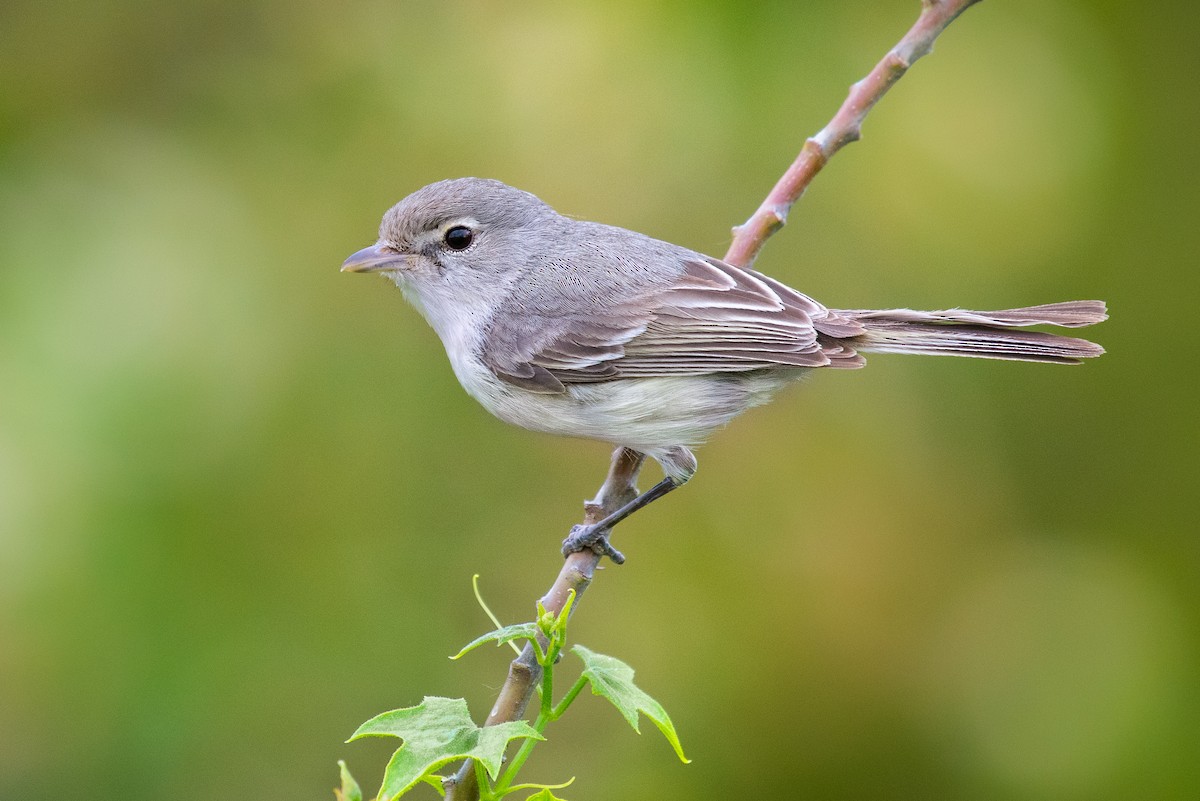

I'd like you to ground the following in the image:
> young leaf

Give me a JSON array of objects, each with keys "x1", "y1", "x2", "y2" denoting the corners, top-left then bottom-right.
[
  {"x1": 349, "y1": 696, "x2": 543, "y2": 800},
  {"x1": 451, "y1": 623, "x2": 540, "y2": 660},
  {"x1": 335, "y1": 760, "x2": 363, "y2": 801},
  {"x1": 524, "y1": 789, "x2": 569, "y2": 801},
  {"x1": 572, "y1": 646, "x2": 690, "y2": 764}
]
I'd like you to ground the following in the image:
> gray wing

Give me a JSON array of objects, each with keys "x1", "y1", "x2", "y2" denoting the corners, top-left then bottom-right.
[{"x1": 482, "y1": 257, "x2": 867, "y2": 394}]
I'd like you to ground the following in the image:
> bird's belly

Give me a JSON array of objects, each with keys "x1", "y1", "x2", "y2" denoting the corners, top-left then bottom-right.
[{"x1": 454, "y1": 357, "x2": 795, "y2": 452}]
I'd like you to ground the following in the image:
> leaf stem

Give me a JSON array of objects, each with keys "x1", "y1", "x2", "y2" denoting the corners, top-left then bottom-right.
[
  {"x1": 473, "y1": 759, "x2": 494, "y2": 801},
  {"x1": 492, "y1": 664, "x2": 590, "y2": 796},
  {"x1": 490, "y1": 710, "x2": 548, "y2": 797},
  {"x1": 551, "y1": 675, "x2": 589, "y2": 720},
  {"x1": 540, "y1": 649, "x2": 554, "y2": 720}
]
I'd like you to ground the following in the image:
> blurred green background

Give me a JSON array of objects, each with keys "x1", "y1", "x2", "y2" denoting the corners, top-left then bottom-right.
[{"x1": 2, "y1": 1, "x2": 1197, "y2": 799}]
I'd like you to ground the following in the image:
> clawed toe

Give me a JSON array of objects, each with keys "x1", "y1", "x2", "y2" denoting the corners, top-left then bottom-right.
[{"x1": 562, "y1": 524, "x2": 626, "y2": 565}]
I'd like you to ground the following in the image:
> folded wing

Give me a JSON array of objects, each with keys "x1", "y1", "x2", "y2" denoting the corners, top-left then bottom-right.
[{"x1": 481, "y1": 258, "x2": 865, "y2": 394}]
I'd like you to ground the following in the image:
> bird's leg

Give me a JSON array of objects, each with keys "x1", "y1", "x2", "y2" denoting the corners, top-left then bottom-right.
[
  {"x1": 563, "y1": 479, "x2": 680, "y2": 564},
  {"x1": 563, "y1": 446, "x2": 696, "y2": 564},
  {"x1": 587, "y1": 446, "x2": 645, "y2": 513}
]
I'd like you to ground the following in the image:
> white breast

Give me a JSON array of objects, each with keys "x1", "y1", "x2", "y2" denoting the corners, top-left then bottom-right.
[{"x1": 452, "y1": 356, "x2": 795, "y2": 459}]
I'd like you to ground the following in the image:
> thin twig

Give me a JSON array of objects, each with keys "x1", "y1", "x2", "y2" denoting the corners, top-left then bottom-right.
[
  {"x1": 724, "y1": 0, "x2": 984, "y2": 268},
  {"x1": 444, "y1": 448, "x2": 644, "y2": 801},
  {"x1": 443, "y1": 3, "x2": 982, "y2": 798}
]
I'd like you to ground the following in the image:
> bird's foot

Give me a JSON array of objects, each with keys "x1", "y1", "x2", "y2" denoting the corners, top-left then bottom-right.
[{"x1": 562, "y1": 524, "x2": 626, "y2": 565}]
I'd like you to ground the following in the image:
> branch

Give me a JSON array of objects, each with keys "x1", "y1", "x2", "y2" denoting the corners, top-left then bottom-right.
[
  {"x1": 723, "y1": 0, "x2": 984, "y2": 269},
  {"x1": 443, "y1": 448, "x2": 645, "y2": 801},
  {"x1": 442, "y1": 4, "x2": 983, "y2": 798}
]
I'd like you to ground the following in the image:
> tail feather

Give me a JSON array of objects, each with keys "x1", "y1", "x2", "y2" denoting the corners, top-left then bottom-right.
[{"x1": 841, "y1": 301, "x2": 1107, "y2": 365}]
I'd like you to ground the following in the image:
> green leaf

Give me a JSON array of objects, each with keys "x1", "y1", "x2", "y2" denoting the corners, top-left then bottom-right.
[
  {"x1": 572, "y1": 646, "x2": 690, "y2": 764},
  {"x1": 349, "y1": 696, "x2": 543, "y2": 800},
  {"x1": 419, "y1": 774, "x2": 447, "y2": 797},
  {"x1": 335, "y1": 760, "x2": 362, "y2": 801},
  {"x1": 451, "y1": 623, "x2": 540, "y2": 660},
  {"x1": 524, "y1": 789, "x2": 569, "y2": 801}
]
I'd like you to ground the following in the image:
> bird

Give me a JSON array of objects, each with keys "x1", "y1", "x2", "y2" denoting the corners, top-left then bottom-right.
[{"x1": 342, "y1": 177, "x2": 1106, "y2": 562}]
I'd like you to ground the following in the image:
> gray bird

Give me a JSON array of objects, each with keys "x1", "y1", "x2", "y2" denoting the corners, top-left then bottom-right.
[{"x1": 343, "y1": 178, "x2": 1106, "y2": 562}]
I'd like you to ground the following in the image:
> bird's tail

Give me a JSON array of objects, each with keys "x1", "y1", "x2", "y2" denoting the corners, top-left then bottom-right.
[{"x1": 836, "y1": 301, "x2": 1107, "y2": 364}]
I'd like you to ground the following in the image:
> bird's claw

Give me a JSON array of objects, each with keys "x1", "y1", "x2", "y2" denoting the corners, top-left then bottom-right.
[{"x1": 562, "y1": 523, "x2": 626, "y2": 565}]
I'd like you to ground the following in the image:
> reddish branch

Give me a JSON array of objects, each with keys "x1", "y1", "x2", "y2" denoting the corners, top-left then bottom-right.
[
  {"x1": 444, "y1": 448, "x2": 644, "y2": 801},
  {"x1": 724, "y1": 0, "x2": 984, "y2": 268},
  {"x1": 443, "y1": 2, "x2": 982, "y2": 798}
]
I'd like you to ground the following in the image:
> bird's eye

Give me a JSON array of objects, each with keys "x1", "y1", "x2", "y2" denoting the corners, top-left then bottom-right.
[{"x1": 443, "y1": 226, "x2": 474, "y2": 251}]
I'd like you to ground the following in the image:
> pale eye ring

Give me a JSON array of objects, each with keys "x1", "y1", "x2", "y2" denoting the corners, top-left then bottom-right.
[{"x1": 443, "y1": 226, "x2": 474, "y2": 251}]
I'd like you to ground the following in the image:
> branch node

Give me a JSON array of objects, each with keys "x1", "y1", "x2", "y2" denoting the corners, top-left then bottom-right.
[
  {"x1": 566, "y1": 563, "x2": 590, "y2": 584},
  {"x1": 722, "y1": 0, "x2": 979, "y2": 267},
  {"x1": 890, "y1": 48, "x2": 914, "y2": 71}
]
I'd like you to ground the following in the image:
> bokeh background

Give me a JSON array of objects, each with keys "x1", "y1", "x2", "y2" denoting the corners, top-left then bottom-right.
[{"x1": 2, "y1": 1, "x2": 1197, "y2": 799}]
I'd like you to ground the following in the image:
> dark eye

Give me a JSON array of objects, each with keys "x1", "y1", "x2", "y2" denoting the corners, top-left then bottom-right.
[{"x1": 444, "y1": 226, "x2": 474, "y2": 251}]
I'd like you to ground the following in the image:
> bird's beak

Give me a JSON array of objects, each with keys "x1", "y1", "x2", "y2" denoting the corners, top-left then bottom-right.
[{"x1": 340, "y1": 244, "x2": 408, "y2": 273}]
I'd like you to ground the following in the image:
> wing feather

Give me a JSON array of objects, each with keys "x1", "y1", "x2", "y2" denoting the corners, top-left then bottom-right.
[{"x1": 482, "y1": 257, "x2": 864, "y2": 392}]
